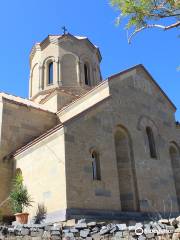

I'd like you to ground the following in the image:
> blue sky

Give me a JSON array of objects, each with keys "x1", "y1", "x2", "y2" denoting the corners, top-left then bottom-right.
[{"x1": 0, "y1": 0, "x2": 179, "y2": 119}]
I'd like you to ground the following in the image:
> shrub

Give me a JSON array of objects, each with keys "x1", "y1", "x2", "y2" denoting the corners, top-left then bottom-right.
[
  {"x1": 9, "y1": 173, "x2": 32, "y2": 213},
  {"x1": 33, "y1": 203, "x2": 47, "y2": 224}
]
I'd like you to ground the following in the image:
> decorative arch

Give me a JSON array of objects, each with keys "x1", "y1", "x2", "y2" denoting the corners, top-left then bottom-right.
[
  {"x1": 43, "y1": 56, "x2": 55, "y2": 66},
  {"x1": 137, "y1": 115, "x2": 158, "y2": 132},
  {"x1": 61, "y1": 54, "x2": 78, "y2": 86},
  {"x1": 169, "y1": 141, "x2": 180, "y2": 210},
  {"x1": 43, "y1": 56, "x2": 56, "y2": 87},
  {"x1": 114, "y1": 125, "x2": 139, "y2": 211},
  {"x1": 30, "y1": 63, "x2": 39, "y2": 97},
  {"x1": 137, "y1": 115, "x2": 159, "y2": 159}
]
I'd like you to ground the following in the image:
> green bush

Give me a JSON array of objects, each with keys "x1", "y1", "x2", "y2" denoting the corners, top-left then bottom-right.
[{"x1": 10, "y1": 173, "x2": 32, "y2": 213}]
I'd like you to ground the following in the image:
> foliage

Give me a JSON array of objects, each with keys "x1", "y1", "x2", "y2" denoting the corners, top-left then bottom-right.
[
  {"x1": 9, "y1": 173, "x2": 32, "y2": 213},
  {"x1": 33, "y1": 203, "x2": 47, "y2": 224},
  {"x1": 110, "y1": 0, "x2": 180, "y2": 43}
]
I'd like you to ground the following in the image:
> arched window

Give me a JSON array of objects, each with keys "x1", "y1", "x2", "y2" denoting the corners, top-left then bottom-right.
[
  {"x1": 91, "y1": 151, "x2": 101, "y2": 181},
  {"x1": 84, "y1": 63, "x2": 90, "y2": 85},
  {"x1": 48, "y1": 62, "x2": 53, "y2": 85},
  {"x1": 146, "y1": 127, "x2": 157, "y2": 159}
]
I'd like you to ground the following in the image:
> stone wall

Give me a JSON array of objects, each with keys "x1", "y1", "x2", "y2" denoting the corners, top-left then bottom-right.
[
  {"x1": 176, "y1": 125, "x2": 180, "y2": 146},
  {"x1": 0, "y1": 98, "x2": 58, "y2": 216},
  {"x1": 1, "y1": 217, "x2": 180, "y2": 240},
  {"x1": 14, "y1": 128, "x2": 67, "y2": 222},
  {"x1": 62, "y1": 65, "x2": 179, "y2": 215}
]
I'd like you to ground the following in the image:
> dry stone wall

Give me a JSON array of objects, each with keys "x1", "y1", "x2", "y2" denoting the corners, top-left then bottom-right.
[{"x1": 0, "y1": 217, "x2": 180, "y2": 240}]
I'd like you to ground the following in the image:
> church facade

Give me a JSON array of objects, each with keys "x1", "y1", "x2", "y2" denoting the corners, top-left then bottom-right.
[{"x1": 0, "y1": 33, "x2": 180, "y2": 222}]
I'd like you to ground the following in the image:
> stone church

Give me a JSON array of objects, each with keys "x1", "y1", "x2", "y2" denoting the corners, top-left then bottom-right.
[{"x1": 0, "y1": 33, "x2": 180, "y2": 222}]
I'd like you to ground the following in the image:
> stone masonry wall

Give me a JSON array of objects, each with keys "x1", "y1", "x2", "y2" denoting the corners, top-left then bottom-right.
[
  {"x1": 0, "y1": 98, "x2": 59, "y2": 216},
  {"x1": 64, "y1": 66, "x2": 179, "y2": 214},
  {"x1": 0, "y1": 217, "x2": 180, "y2": 240}
]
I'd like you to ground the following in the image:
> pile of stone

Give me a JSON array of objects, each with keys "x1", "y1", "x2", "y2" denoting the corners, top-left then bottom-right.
[{"x1": 0, "y1": 217, "x2": 180, "y2": 240}]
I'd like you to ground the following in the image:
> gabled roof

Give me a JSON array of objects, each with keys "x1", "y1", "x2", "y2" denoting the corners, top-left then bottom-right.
[
  {"x1": 108, "y1": 64, "x2": 176, "y2": 111},
  {"x1": 0, "y1": 92, "x2": 56, "y2": 113},
  {"x1": 11, "y1": 64, "x2": 177, "y2": 158}
]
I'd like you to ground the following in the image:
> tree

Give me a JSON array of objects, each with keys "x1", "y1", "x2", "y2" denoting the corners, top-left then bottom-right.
[
  {"x1": 110, "y1": 0, "x2": 180, "y2": 43},
  {"x1": 10, "y1": 173, "x2": 32, "y2": 213}
]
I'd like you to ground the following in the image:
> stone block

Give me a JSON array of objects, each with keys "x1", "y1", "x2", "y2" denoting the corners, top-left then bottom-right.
[
  {"x1": 110, "y1": 226, "x2": 117, "y2": 233},
  {"x1": 91, "y1": 232, "x2": 101, "y2": 240},
  {"x1": 75, "y1": 223, "x2": 87, "y2": 229},
  {"x1": 8, "y1": 228, "x2": 15, "y2": 234},
  {"x1": 91, "y1": 227, "x2": 99, "y2": 234},
  {"x1": 30, "y1": 230, "x2": 43, "y2": 237},
  {"x1": 122, "y1": 231, "x2": 129, "y2": 237},
  {"x1": 166, "y1": 225, "x2": 175, "y2": 232},
  {"x1": 51, "y1": 226, "x2": 61, "y2": 231},
  {"x1": 21, "y1": 228, "x2": 30, "y2": 235},
  {"x1": 128, "y1": 226, "x2": 136, "y2": 231},
  {"x1": 145, "y1": 233, "x2": 155, "y2": 238},
  {"x1": 45, "y1": 225, "x2": 53, "y2": 231},
  {"x1": 158, "y1": 219, "x2": 169, "y2": 225},
  {"x1": 138, "y1": 235, "x2": 146, "y2": 240},
  {"x1": 87, "y1": 222, "x2": 97, "y2": 227},
  {"x1": 0, "y1": 233, "x2": 5, "y2": 240},
  {"x1": 80, "y1": 229, "x2": 90, "y2": 238},
  {"x1": 116, "y1": 224, "x2": 127, "y2": 231},
  {"x1": 176, "y1": 216, "x2": 180, "y2": 223},
  {"x1": 51, "y1": 236, "x2": 61, "y2": 240},
  {"x1": 175, "y1": 228, "x2": 180, "y2": 233},
  {"x1": 100, "y1": 226, "x2": 110, "y2": 235},
  {"x1": 172, "y1": 233, "x2": 180, "y2": 240},
  {"x1": 135, "y1": 223, "x2": 143, "y2": 229},
  {"x1": 64, "y1": 232, "x2": 74, "y2": 238},
  {"x1": 51, "y1": 230, "x2": 61, "y2": 236},
  {"x1": 42, "y1": 231, "x2": 51, "y2": 239},
  {"x1": 65, "y1": 219, "x2": 76, "y2": 227},
  {"x1": 70, "y1": 228, "x2": 79, "y2": 233}
]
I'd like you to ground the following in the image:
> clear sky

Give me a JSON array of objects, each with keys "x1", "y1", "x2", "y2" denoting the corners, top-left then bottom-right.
[{"x1": 0, "y1": 1, "x2": 179, "y2": 119}]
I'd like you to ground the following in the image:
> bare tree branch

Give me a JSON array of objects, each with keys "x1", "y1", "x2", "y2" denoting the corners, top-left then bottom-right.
[{"x1": 128, "y1": 21, "x2": 180, "y2": 43}]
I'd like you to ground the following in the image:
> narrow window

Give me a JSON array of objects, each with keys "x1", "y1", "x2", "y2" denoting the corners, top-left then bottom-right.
[
  {"x1": 48, "y1": 62, "x2": 53, "y2": 85},
  {"x1": 146, "y1": 127, "x2": 157, "y2": 159},
  {"x1": 92, "y1": 151, "x2": 101, "y2": 181},
  {"x1": 84, "y1": 64, "x2": 90, "y2": 85}
]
